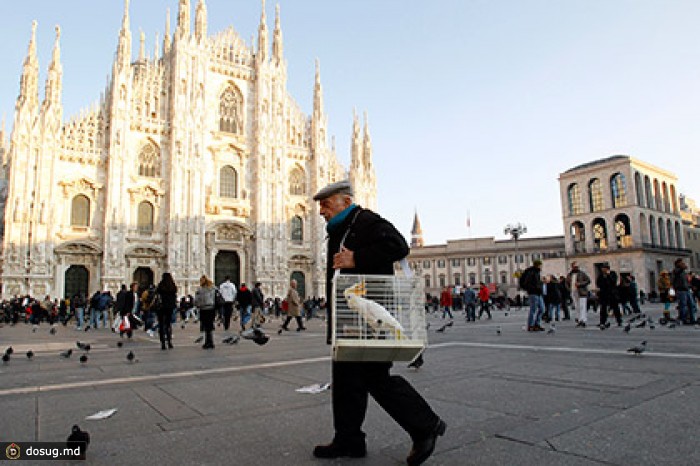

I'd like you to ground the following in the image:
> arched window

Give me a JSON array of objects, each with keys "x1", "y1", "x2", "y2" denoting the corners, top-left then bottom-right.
[
  {"x1": 571, "y1": 221, "x2": 585, "y2": 253},
  {"x1": 138, "y1": 141, "x2": 160, "y2": 177},
  {"x1": 675, "y1": 221, "x2": 683, "y2": 249},
  {"x1": 662, "y1": 182, "x2": 670, "y2": 213},
  {"x1": 453, "y1": 273, "x2": 461, "y2": 286},
  {"x1": 567, "y1": 183, "x2": 583, "y2": 215},
  {"x1": 291, "y1": 215, "x2": 303, "y2": 243},
  {"x1": 658, "y1": 218, "x2": 666, "y2": 247},
  {"x1": 653, "y1": 179, "x2": 661, "y2": 211},
  {"x1": 615, "y1": 214, "x2": 631, "y2": 248},
  {"x1": 592, "y1": 218, "x2": 608, "y2": 251},
  {"x1": 424, "y1": 275, "x2": 431, "y2": 288},
  {"x1": 484, "y1": 270, "x2": 492, "y2": 284},
  {"x1": 634, "y1": 172, "x2": 644, "y2": 207},
  {"x1": 219, "y1": 85, "x2": 242, "y2": 133},
  {"x1": 469, "y1": 273, "x2": 476, "y2": 286},
  {"x1": 639, "y1": 214, "x2": 648, "y2": 243},
  {"x1": 666, "y1": 219, "x2": 674, "y2": 250},
  {"x1": 439, "y1": 274, "x2": 446, "y2": 287},
  {"x1": 649, "y1": 215, "x2": 657, "y2": 245},
  {"x1": 610, "y1": 173, "x2": 627, "y2": 208},
  {"x1": 588, "y1": 178, "x2": 604, "y2": 212},
  {"x1": 137, "y1": 201, "x2": 154, "y2": 233},
  {"x1": 644, "y1": 176, "x2": 653, "y2": 209},
  {"x1": 289, "y1": 168, "x2": 305, "y2": 195},
  {"x1": 71, "y1": 195, "x2": 90, "y2": 227},
  {"x1": 670, "y1": 185, "x2": 678, "y2": 213},
  {"x1": 219, "y1": 165, "x2": 237, "y2": 198},
  {"x1": 500, "y1": 272, "x2": 508, "y2": 285}
]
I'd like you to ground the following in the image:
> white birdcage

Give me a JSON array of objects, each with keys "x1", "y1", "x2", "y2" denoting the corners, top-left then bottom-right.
[{"x1": 332, "y1": 273, "x2": 428, "y2": 362}]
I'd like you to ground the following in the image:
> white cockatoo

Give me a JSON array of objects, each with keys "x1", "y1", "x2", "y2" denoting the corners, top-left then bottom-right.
[{"x1": 344, "y1": 281, "x2": 405, "y2": 337}]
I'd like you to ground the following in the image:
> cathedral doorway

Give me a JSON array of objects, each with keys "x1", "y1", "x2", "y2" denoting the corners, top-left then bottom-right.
[
  {"x1": 64, "y1": 265, "x2": 89, "y2": 298},
  {"x1": 291, "y1": 271, "x2": 306, "y2": 299},
  {"x1": 133, "y1": 267, "x2": 154, "y2": 292},
  {"x1": 215, "y1": 251, "x2": 240, "y2": 286}
]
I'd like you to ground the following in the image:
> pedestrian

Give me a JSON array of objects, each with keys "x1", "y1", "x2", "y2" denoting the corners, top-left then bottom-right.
[
  {"x1": 194, "y1": 275, "x2": 216, "y2": 349},
  {"x1": 279, "y1": 279, "x2": 305, "y2": 332},
  {"x1": 520, "y1": 260, "x2": 544, "y2": 331},
  {"x1": 546, "y1": 274, "x2": 562, "y2": 321},
  {"x1": 478, "y1": 282, "x2": 492, "y2": 319},
  {"x1": 657, "y1": 270, "x2": 672, "y2": 321},
  {"x1": 439, "y1": 286, "x2": 453, "y2": 319},
  {"x1": 629, "y1": 275, "x2": 641, "y2": 314},
  {"x1": 463, "y1": 286, "x2": 477, "y2": 322},
  {"x1": 311, "y1": 179, "x2": 445, "y2": 465},
  {"x1": 597, "y1": 264, "x2": 622, "y2": 328},
  {"x1": 219, "y1": 276, "x2": 237, "y2": 331},
  {"x1": 672, "y1": 258, "x2": 696, "y2": 324},
  {"x1": 156, "y1": 272, "x2": 177, "y2": 350},
  {"x1": 237, "y1": 283, "x2": 253, "y2": 331},
  {"x1": 558, "y1": 276, "x2": 571, "y2": 320},
  {"x1": 567, "y1": 262, "x2": 591, "y2": 328},
  {"x1": 252, "y1": 282, "x2": 265, "y2": 327}
]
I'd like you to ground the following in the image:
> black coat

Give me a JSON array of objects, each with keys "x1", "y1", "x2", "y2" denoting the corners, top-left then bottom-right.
[{"x1": 324, "y1": 206, "x2": 409, "y2": 343}]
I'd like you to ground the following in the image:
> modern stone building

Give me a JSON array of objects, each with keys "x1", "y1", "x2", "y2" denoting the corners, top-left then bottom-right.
[
  {"x1": 0, "y1": 0, "x2": 377, "y2": 299},
  {"x1": 407, "y1": 214, "x2": 566, "y2": 297},
  {"x1": 559, "y1": 155, "x2": 689, "y2": 293}
]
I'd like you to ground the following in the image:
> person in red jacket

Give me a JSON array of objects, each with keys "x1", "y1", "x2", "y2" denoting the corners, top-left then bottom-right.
[
  {"x1": 439, "y1": 286, "x2": 453, "y2": 319},
  {"x1": 478, "y1": 283, "x2": 492, "y2": 319}
]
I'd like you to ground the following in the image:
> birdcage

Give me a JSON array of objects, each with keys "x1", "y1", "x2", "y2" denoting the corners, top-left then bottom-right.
[{"x1": 332, "y1": 274, "x2": 428, "y2": 362}]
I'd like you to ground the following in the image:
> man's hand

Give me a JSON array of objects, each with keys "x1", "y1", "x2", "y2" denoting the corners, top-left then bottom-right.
[{"x1": 333, "y1": 246, "x2": 355, "y2": 269}]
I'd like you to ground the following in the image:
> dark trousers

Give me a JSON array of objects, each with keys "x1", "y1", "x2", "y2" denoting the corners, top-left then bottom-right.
[
  {"x1": 222, "y1": 302, "x2": 234, "y2": 330},
  {"x1": 157, "y1": 310, "x2": 172, "y2": 344},
  {"x1": 479, "y1": 301, "x2": 491, "y2": 319},
  {"x1": 282, "y1": 315, "x2": 304, "y2": 330},
  {"x1": 200, "y1": 307, "x2": 215, "y2": 346},
  {"x1": 465, "y1": 303, "x2": 476, "y2": 321},
  {"x1": 332, "y1": 361, "x2": 439, "y2": 445},
  {"x1": 599, "y1": 299, "x2": 621, "y2": 326}
]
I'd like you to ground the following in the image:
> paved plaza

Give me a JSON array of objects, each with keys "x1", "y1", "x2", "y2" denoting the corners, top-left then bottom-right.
[{"x1": 1, "y1": 304, "x2": 699, "y2": 465}]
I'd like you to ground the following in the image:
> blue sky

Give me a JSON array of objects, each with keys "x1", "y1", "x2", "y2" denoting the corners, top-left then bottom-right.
[{"x1": 1, "y1": 0, "x2": 699, "y2": 244}]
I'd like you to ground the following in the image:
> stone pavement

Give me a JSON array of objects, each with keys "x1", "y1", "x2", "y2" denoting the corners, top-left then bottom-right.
[{"x1": 1, "y1": 304, "x2": 699, "y2": 465}]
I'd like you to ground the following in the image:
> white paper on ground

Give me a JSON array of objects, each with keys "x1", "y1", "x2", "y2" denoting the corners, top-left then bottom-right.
[
  {"x1": 295, "y1": 383, "x2": 331, "y2": 394},
  {"x1": 85, "y1": 408, "x2": 118, "y2": 420}
]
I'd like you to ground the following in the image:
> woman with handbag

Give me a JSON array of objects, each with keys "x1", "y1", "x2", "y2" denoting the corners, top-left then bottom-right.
[
  {"x1": 658, "y1": 270, "x2": 672, "y2": 322},
  {"x1": 195, "y1": 275, "x2": 217, "y2": 349},
  {"x1": 156, "y1": 272, "x2": 177, "y2": 350}
]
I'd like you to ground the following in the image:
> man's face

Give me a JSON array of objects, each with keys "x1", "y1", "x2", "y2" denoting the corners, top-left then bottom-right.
[{"x1": 319, "y1": 194, "x2": 351, "y2": 222}]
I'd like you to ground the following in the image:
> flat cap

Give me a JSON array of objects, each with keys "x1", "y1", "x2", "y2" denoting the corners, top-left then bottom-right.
[{"x1": 313, "y1": 179, "x2": 354, "y2": 201}]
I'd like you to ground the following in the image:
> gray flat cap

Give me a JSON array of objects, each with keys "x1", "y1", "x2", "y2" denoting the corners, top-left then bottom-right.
[{"x1": 313, "y1": 179, "x2": 354, "y2": 201}]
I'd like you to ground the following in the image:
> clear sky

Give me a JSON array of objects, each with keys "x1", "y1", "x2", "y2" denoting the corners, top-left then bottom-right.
[{"x1": 1, "y1": 0, "x2": 699, "y2": 245}]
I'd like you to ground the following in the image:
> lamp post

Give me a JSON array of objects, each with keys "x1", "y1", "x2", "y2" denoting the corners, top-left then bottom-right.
[{"x1": 504, "y1": 223, "x2": 527, "y2": 285}]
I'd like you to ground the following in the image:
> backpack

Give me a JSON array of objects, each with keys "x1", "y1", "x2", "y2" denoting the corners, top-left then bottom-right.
[{"x1": 519, "y1": 268, "x2": 535, "y2": 291}]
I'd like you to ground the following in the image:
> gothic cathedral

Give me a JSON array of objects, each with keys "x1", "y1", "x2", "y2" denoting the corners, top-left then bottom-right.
[{"x1": 0, "y1": 0, "x2": 377, "y2": 299}]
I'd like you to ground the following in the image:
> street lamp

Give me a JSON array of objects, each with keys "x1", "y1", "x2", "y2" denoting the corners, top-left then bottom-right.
[{"x1": 504, "y1": 222, "x2": 527, "y2": 278}]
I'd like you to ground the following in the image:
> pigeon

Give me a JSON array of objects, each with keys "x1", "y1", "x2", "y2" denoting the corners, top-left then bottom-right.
[
  {"x1": 181, "y1": 324, "x2": 186, "y2": 329},
  {"x1": 26, "y1": 350, "x2": 34, "y2": 360},
  {"x1": 496, "y1": 326, "x2": 502, "y2": 335},
  {"x1": 117, "y1": 341, "x2": 124, "y2": 348},
  {"x1": 627, "y1": 340, "x2": 647, "y2": 355},
  {"x1": 49, "y1": 327, "x2": 57, "y2": 335},
  {"x1": 84, "y1": 326, "x2": 90, "y2": 332},
  {"x1": 435, "y1": 323, "x2": 448, "y2": 333},
  {"x1": 547, "y1": 324, "x2": 556, "y2": 334},
  {"x1": 32, "y1": 326, "x2": 38, "y2": 333},
  {"x1": 60, "y1": 349, "x2": 73, "y2": 359},
  {"x1": 67, "y1": 425, "x2": 90, "y2": 459},
  {"x1": 2, "y1": 353, "x2": 9, "y2": 363},
  {"x1": 669, "y1": 322, "x2": 677, "y2": 329},
  {"x1": 79, "y1": 354, "x2": 88, "y2": 364},
  {"x1": 126, "y1": 351, "x2": 136, "y2": 362},
  {"x1": 407, "y1": 353, "x2": 424, "y2": 369},
  {"x1": 623, "y1": 323, "x2": 631, "y2": 333},
  {"x1": 222, "y1": 336, "x2": 240, "y2": 345},
  {"x1": 76, "y1": 341, "x2": 88, "y2": 351},
  {"x1": 504, "y1": 312, "x2": 509, "y2": 317},
  {"x1": 446, "y1": 321, "x2": 454, "y2": 328},
  {"x1": 5, "y1": 347, "x2": 13, "y2": 356},
  {"x1": 635, "y1": 320, "x2": 646, "y2": 329},
  {"x1": 194, "y1": 336, "x2": 204, "y2": 344}
]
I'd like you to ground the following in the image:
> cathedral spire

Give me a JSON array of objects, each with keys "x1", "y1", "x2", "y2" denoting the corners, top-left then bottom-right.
[
  {"x1": 363, "y1": 111, "x2": 372, "y2": 167},
  {"x1": 176, "y1": 0, "x2": 191, "y2": 40},
  {"x1": 195, "y1": 0, "x2": 207, "y2": 42},
  {"x1": 115, "y1": 0, "x2": 132, "y2": 69},
  {"x1": 154, "y1": 31, "x2": 160, "y2": 60},
  {"x1": 138, "y1": 29, "x2": 146, "y2": 61},
  {"x1": 411, "y1": 210, "x2": 425, "y2": 248},
  {"x1": 43, "y1": 25, "x2": 63, "y2": 108},
  {"x1": 313, "y1": 59, "x2": 323, "y2": 117},
  {"x1": 163, "y1": 8, "x2": 172, "y2": 55},
  {"x1": 351, "y1": 108, "x2": 362, "y2": 170},
  {"x1": 17, "y1": 20, "x2": 40, "y2": 111},
  {"x1": 257, "y1": 0, "x2": 268, "y2": 62},
  {"x1": 272, "y1": 3, "x2": 284, "y2": 63}
]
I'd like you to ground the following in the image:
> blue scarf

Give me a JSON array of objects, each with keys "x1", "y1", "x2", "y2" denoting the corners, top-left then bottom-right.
[{"x1": 326, "y1": 204, "x2": 357, "y2": 234}]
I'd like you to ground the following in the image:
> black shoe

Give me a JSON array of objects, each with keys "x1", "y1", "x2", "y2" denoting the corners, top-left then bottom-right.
[
  {"x1": 297, "y1": 327, "x2": 306, "y2": 331},
  {"x1": 161, "y1": 343, "x2": 167, "y2": 350},
  {"x1": 167, "y1": 341, "x2": 174, "y2": 349},
  {"x1": 407, "y1": 419, "x2": 446, "y2": 466},
  {"x1": 313, "y1": 442, "x2": 366, "y2": 459}
]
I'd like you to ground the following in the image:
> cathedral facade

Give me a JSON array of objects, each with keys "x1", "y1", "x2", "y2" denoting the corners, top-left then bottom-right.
[{"x1": 0, "y1": 0, "x2": 376, "y2": 299}]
